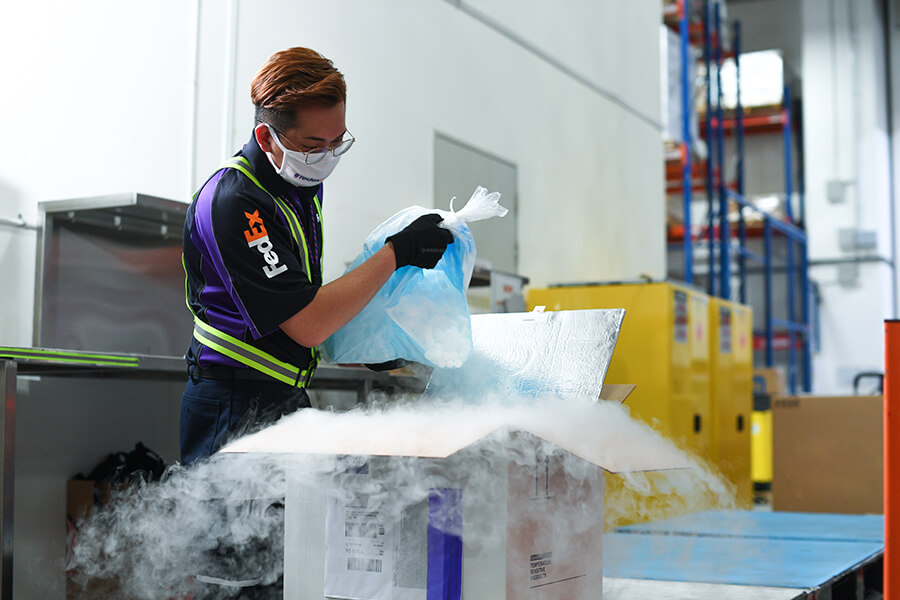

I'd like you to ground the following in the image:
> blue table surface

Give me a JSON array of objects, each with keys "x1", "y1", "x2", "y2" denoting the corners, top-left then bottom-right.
[
  {"x1": 617, "y1": 510, "x2": 884, "y2": 543},
  {"x1": 603, "y1": 532, "x2": 883, "y2": 589}
]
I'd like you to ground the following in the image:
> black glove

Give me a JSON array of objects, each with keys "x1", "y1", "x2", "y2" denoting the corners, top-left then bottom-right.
[
  {"x1": 385, "y1": 214, "x2": 454, "y2": 269},
  {"x1": 364, "y1": 359, "x2": 410, "y2": 372}
]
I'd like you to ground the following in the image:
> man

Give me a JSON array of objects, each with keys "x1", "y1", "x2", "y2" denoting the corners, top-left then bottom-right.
[{"x1": 181, "y1": 47, "x2": 452, "y2": 465}]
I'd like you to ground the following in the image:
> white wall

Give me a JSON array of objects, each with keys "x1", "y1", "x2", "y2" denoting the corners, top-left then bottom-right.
[
  {"x1": 0, "y1": 0, "x2": 664, "y2": 349},
  {"x1": 0, "y1": 0, "x2": 198, "y2": 347},
  {"x1": 801, "y1": 0, "x2": 895, "y2": 392},
  {"x1": 217, "y1": 0, "x2": 664, "y2": 286},
  {"x1": 728, "y1": 0, "x2": 895, "y2": 393}
]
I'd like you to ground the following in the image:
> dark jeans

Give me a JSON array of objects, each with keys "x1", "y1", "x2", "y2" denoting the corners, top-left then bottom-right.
[{"x1": 180, "y1": 375, "x2": 311, "y2": 464}]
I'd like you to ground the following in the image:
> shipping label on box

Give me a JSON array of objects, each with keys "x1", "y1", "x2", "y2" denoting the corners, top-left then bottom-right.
[
  {"x1": 283, "y1": 432, "x2": 607, "y2": 600},
  {"x1": 325, "y1": 490, "x2": 394, "y2": 599}
]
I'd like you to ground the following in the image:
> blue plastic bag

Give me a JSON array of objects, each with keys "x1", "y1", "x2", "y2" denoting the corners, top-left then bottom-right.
[{"x1": 321, "y1": 186, "x2": 507, "y2": 367}]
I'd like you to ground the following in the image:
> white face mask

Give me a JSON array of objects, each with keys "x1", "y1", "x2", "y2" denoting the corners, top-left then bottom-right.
[{"x1": 263, "y1": 124, "x2": 341, "y2": 187}]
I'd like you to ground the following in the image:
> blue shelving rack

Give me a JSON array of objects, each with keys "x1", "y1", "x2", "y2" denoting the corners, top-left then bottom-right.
[{"x1": 672, "y1": 0, "x2": 812, "y2": 393}]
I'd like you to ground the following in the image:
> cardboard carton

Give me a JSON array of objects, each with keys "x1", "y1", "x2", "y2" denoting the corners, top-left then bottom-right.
[
  {"x1": 222, "y1": 309, "x2": 685, "y2": 599},
  {"x1": 754, "y1": 367, "x2": 786, "y2": 398},
  {"x1": 772, "y1": 394, "x2": 883, "y2": 514},
  {"x1": 223, "y1": 397, "x2": 688, "y2": 600},
  {"x1": 285, "y1": 434, "x2": 603, "y2": 600}
]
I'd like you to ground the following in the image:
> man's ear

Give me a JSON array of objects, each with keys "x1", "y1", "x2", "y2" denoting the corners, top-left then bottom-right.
[{"x1": 255, "y1": 123, "x2": 274, "y2": 153}]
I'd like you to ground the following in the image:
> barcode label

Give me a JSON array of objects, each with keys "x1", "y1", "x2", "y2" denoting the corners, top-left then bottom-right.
[
  {"x1": 325, "y1": 494, "x2": 392, "y2": 598},
  {"x1": 345, "y1": 514, "x2": 384, "y2": 539},
  {"x1": 347, "y1": 557, "x2": 383, "y2": 573}
]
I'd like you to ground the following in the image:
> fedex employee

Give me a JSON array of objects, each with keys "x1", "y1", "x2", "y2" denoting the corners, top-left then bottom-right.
[{"x1": 181, "y1": 47, "x2": 452, "y2": 464}]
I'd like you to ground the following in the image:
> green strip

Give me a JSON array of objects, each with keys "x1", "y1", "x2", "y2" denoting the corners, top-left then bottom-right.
[
  {"x1": 181, "y1": 253, "x2": 198, "y2": 318},
  {"x1": 0, "y1": 353, "x2": 139, "y2": 367},
  {"x1": 0, "y1": 347, "x2": 138, "y2": 363},
  {"x1": 312, "y1": 194, "x2": 323, "y2": 221},
  {"x1": 222, "y1": 159, "x2": 267, "y2": 193},
  {"x1": 194, "y1": 319, "x2": 300, "y2": 374},
  {"x1": 0, "y1": 355, "x2": 137, "y2": 367},
  {"x1": 273, "y1": 197, "x2": 312, "y2": 277},
  {"x1": 193, "y1": 329, "x2": 296, "y2": 386},
  {"x1": 271, "y1": 196, "x2": 302, "y2": 250},
  {"x1": 312, "y1": 193, "x2": 324, "y2": 276}
]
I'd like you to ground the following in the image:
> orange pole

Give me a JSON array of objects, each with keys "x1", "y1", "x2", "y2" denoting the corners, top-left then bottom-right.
[{"x1": 886, "y1": 319, "x2": 900, "y2": 596}]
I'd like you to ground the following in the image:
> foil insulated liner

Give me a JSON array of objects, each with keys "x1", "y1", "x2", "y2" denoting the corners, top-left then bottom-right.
[{"x1": 426, "y1": 309, "x2": 625, "y2": 401}]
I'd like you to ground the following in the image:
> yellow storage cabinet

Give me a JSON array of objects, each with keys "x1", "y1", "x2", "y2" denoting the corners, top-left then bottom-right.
[
  {"x1": 751, "y1": 407, "x2": 773, "y2": 494},
  {"x1": 751, "y1": 375, "x2": 774, "y2": 502},
  {"x1": 708, "y1": 298, "x2": 753, "y2": 506},
  {"x1": 527, "y1": 282, "x2": 712, "y2": 458}
]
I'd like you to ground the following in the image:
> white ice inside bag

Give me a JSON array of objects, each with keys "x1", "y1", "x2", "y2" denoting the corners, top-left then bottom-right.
[{"x1": 321, "y1": 186, "x2": 508, "y2": 368}]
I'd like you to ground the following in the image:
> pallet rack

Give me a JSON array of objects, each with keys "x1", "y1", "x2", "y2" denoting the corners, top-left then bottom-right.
[{"x1": 666, "y1": 0, "x2": 812, "y2": 393}]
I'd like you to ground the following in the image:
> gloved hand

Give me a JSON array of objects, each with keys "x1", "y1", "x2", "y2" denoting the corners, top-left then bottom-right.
[{"x1": 385, "y1": 214, "x2": 454, "y2": 269}]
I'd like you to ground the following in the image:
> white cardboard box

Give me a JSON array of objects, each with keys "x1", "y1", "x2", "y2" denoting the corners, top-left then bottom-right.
[
  {"x1": 283, "y1": 431, "x2": 605, "y2": 600},
  {"x1": 225, "y1": 403, "x2": 688, "y2": 600},
  {"x1": 222, "y1": 310, "x2": 688, "y2": 599}
]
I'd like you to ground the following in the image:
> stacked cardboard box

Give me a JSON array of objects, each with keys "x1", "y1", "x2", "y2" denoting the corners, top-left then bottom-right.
[{"x1": 773, "y1": 394, "x2": 883, "y2": 514}]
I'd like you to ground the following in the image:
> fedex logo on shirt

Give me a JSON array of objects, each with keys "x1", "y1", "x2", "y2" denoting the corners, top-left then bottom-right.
[{"x1": 243, "y1": 210, "x2": 287, "y2": 278}]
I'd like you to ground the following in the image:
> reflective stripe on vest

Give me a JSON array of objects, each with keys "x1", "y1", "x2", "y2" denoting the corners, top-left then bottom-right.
[
  {"x1": 185, "y1": 156, "x2": 323, "y2": 387},
  {"x1": 192, "y1": 318, "x2": 317, "y2": 387}
]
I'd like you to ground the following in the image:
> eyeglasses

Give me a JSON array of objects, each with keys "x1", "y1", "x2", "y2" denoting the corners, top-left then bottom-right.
[{"x1": 266, "y1": 122, "x2": 355, "y2": 165}]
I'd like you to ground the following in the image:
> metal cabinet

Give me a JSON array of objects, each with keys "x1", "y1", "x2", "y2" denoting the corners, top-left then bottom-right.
[
  {"x1": 708, "y1": 298, "x2": 753, "y2": 506},
  {"x1": 528, "y1": 282, "x2": 713, "y2": 457}
]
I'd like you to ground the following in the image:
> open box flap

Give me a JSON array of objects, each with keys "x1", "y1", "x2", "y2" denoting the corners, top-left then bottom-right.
[
  {"x1": 221, "y1": 406, "x2": 499, "y2": 458},
  {"x1": 598, "y1": 384, "x2": 636, "y2": 403},
  {"x1": 502, "y1": 421, "x2": 695, "y2": 473},
  {"x1": 221, "y1": 397, "x2": 692, "y2": 473},
  {"x1": 222, "y1": 308, "x2": 687, "y2": 472},
  {"x1": 426, "y1": 309, "x2": 625, "y2": 401}
]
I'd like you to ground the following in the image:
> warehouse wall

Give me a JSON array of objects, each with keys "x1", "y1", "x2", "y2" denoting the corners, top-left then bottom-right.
[
  {"x1": 0, "y1": 1, "x2": 198, "y2": 347},
  {"x1": 213, "y1": 0, "x2": 665, "y2": 288},
  {"x1": 727, "y1": 0, "x2": 895, "y2": 393},
  {"x1": 801, "y1": 0, "x2": 895, "y2": 392},
  {"x1": 0, "y1": 0, "x2": 665, "y2": 349}
]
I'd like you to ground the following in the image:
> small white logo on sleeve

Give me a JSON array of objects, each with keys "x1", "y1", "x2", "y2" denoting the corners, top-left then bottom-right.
[{"x1": 243, "y1": 210, "x2": 287, "y2": 278}]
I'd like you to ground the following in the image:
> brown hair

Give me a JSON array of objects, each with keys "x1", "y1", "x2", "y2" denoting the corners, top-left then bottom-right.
[{"x1": 251, "y1": 47, "x2": 346, "y2": 131}]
